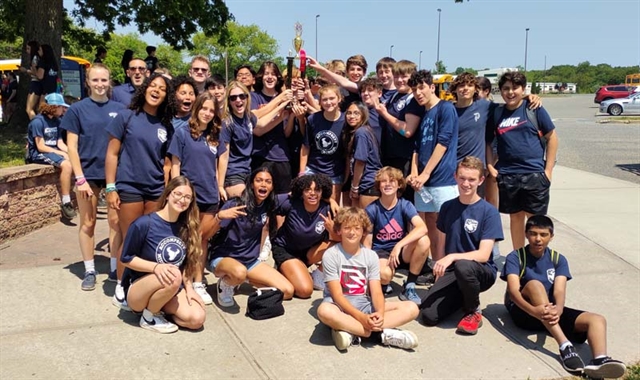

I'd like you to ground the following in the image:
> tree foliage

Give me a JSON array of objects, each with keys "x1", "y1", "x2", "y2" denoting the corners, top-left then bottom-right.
[
  {"x1": 434, "y1": 60, "x2": 447, "y2": 74},
  {"x1": 454, "y1": 66, "x2": 478, "y2": 75},
  {"x1": 525, "y1": 61, "x2": 639, "y2": 93}
]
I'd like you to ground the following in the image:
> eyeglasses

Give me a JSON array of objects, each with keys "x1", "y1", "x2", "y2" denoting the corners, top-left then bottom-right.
[
  {"x1": 191, "y1": 67, "x2": 209, "y2": 73},
  {"x1": 171, "y1": 191, "x2": 193, "y2": 202},
  {"x1": 228, "y1": 94, "x2": 248, "y2": 101},
  {"x1": 303, "y1": 188, "x2": 321, "y2": 194},
  {"x1": 346, "y1": 111, "x2": 362, "y2": 116},
  {"x1": 128, "y1": 66, "x2": 147, "y2": 72}
]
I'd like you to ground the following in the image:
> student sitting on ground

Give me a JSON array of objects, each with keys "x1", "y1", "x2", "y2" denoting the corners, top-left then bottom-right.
[
  {"x1": 317, "y1": 207, "x2": 419, "y2": 352},
  {"x1": 26, "y1": 93, "x2": 75, "y2": 219},
  {"x1": 501, "y1": 215, "x2": 626, "y2": 379}
]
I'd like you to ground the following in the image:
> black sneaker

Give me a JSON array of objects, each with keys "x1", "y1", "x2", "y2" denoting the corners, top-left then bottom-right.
[
  {"x1": 584, "y1": 356, "x2": 626, "y2": 379},
  {"x1": 416, "y1": 272, "x2": 435, "y2": 286},
  {"x1": 559, "y1": 344, "x2": 585, "y2": 373},
  {"x1": 383, "y1": 284, "x2": 393, "y2": 295},
  {"x1": 61, "y1": 202, "x2": 77, "y2": 219}
]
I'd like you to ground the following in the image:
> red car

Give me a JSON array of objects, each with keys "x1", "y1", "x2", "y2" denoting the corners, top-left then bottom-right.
[{"x1": 594, "y1": 85, "x2": 633, "y2": 103}]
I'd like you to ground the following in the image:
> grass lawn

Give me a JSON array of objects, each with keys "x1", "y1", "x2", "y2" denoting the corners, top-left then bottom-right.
[{"x1": 0, "y1": 122, "x2": 27, "y2": 168}]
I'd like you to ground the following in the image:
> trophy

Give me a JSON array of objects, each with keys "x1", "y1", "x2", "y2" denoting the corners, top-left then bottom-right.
[{"x1": 293, "y1": 22, "x2": 304, "y2": 57}]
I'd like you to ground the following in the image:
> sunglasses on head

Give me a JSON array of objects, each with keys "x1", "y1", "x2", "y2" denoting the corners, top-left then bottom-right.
[{"x1": 228, "y1": 94, "x2": 248, "y2": 101}]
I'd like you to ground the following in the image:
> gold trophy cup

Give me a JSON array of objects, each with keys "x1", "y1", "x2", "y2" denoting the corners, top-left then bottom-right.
[{"x1": 293, "y1": 22, "x2": 304, "y2": 57}]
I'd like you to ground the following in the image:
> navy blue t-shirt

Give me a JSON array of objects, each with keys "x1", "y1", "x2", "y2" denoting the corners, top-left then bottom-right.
[
  {"x1": 381, "y1": 92, "x2": 418, "y2": 161},
  {"x1": 437, "y1": 198, "x2": 503, "y2": 275},
  {"x1": 120, "y1": 213, "x2": 187, "y2": 283},
  {"x1": 304, "y1": 112, "x2": 346, "y2": 177},
  {"x1": 168, "y1": 127, "x2": 227, "y2": 205},
  {"x1": 250, "y1": 91, "x2": 290, "y2": 162},
  {"x1": 456, "y1": 99, "x2": 494, "y2": 165},
  {"x1": 39, "y1": 61, "x2": 58, "y2": 94},
  {"x1": 106, "y1": 109, "x2": 169, "y2": 197},
  {"x1": 352, "y1": 126, "x2": 382, "y2": 192},
  {"x1": 60, "y1": 98, "x2": 126, "y2": 180},
  {"x1": 27, "y1": 115, "x2": 60, "y2": 160},
  {"x1": 415, "y1": 100, "x2": 458, "y2": 187},
  {"x1": 380, "y1": 88, "x2": 397, "y2": 104},
  {"x1": 220, "y1": 113, "x2": 256, "y2": 176},
  {"x1": 111, "y1": 83, "x2": 136, "y2": 107},
  {"x1": 488, "y1": 102, "x2": 555, "y2": 174},
  {"x1": 500, "y1": 246, "x2": 571, "y2": 304},
  {"x1": 367, "y1": 106, "x2": 382, "y2": 144},
  {"x1": 366, "y1": 198, "x2": 418, "y2": 252},
  {"x1": 172, "y1": 115, "x2": 190, "y2": 131},
  {"x1": 273, "y1": 198, "x2": 331, "y2": 253}
]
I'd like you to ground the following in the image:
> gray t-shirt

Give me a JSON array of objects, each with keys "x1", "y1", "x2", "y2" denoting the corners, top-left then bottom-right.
[{"x1": 322, "y1": 243, "x2": 380, "y2": 300}]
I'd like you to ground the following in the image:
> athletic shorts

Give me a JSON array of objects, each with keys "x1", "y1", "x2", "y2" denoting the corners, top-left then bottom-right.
[
  {"x1": 506, "y1": 302, "x2": 587, "y2": 344},
  {"x1": 323, "y1": 295, "x2": 373, "y2": 314},
  {"x1": 497, "y1": 172, "x2": 550, "y2": 215},
  {"x1": 87, "y1": 180, "x2": 106, "y2": 189},
  {"x1": 118, "y1": 191, "x2": 160, "y2": 204},
  {"x1": 272, "y1": 244, "x2": 312, "y2": 269},
  {"x1": 31, "y1": 152, "x2": 65, "y2": 167},
  {"x1": 414, "y1": 185, "x2": 459, "y2": 213},
  {"x1": 28, "y1": 80, "x2": 43, "y2": 96},
  {"x1": 375, "y1": 248, "x2": 410, "y2": 270},
  {"x1": 209, "y1": 256, "x2": 261, "y2": 272},
  {"x1": 224, "y1": 172, "x2": 248, "y2": 187},
  {"x1": 197, "y1": 202, "x2": 219, "y2": 214}
]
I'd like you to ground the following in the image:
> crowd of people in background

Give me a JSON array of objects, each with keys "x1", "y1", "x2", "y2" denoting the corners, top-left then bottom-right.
[{"x1": 12, "y1": 40, "x2": 628, "y2": 379}]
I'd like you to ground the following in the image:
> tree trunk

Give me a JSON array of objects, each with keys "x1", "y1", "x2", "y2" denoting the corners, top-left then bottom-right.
[{"x1": 10, "y1": 0, "x2": 63, "y2": 131}]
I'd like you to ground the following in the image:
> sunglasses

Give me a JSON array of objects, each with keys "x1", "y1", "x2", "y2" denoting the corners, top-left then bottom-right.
[
  {"x1": 191, "y1": 67, "x2": 209, "y2": 73},
  {"x1": 128, "y1": 66, "x2": 147, "y2": 72},
  {"x1": 228, "y1": 94, "x2": 248, "y2": 101}
]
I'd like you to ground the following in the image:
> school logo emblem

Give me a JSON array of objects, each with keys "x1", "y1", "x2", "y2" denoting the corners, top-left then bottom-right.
[
  {"x1": 315, "y1": 221, "x2": 325, "y2": 234},
  {"x1": 315, "y1": 130, "x2": 339, "y2": 155},
  {"x1": 261, "y1": 213, "x2": 267, "y2": 224},
  {"x1": 156, "y1": 236, "x2": 186, "y2": 266},
  {"x1": 209, "y1": 145, "x2": 218, "y2": 155},
  {"x1": 247, "y1": 121, "x2": 253, "y2": 134},
  {"x1": 108, "y1": 112, "x2": 118, "y2": 118},
  {"x1": 395, "y1": 94, "x2": 413, "y2": 112},
  {"x1": 157, "y1": 129, "x2": 167, "y2": 143},
  {"x1": 474, "y1": 112, "x2": 481, "y2": 122},
  {"x1": 464, "y1": 218, "x2": 478, "y2": 233},
  {"x1": 547, "y1": 268, "x2": 555, "y2": 283}
]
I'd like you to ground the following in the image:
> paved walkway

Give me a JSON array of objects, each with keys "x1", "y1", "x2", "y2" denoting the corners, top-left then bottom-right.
[{"x1": 0, "y1": 165, "x2": 638, "y2": 379}]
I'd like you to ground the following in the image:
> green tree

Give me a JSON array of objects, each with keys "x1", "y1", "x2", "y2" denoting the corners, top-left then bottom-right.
[
  {"x1": 434, "y1": 60, "x2": 447, "y2": 74},
  {"x1": 156, "y1": 45, "x2": 189, "y2": 78},
  {"x1": 454, "y1": 66, "x2": 478, "y2": 75}
]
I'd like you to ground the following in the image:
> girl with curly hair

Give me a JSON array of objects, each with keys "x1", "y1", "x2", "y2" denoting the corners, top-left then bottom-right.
[{"x1": 121, "y1": 176, "x2": 205, "y2": 333}]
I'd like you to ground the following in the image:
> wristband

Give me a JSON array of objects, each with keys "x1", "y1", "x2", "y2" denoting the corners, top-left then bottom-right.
[
  {"x1": 398, "y1": 129, "x2": 406, "y2": 136},
  {"x1": 351, "y1": 185, "x2": 359, "y2": 191},
  {"x1": 75, "y1": 175, "x2": 85, "y2": 180},
  {"x1": 105, "y1": 183, "x2": 117, "y2": 193},
  {"x1": 76, "y1": 178, "x2": 87, "y2": 186}
]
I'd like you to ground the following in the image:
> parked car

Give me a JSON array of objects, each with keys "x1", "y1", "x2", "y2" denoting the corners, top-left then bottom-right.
[
  {"x1": 594, "y1": 85, "x2": 633, "y2": 103},
  {"x1": 599, "y1": 92, "x2": 640, "y2": 116}
]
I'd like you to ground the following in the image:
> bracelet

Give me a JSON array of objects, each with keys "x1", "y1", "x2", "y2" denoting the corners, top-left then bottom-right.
[
  {"x1": 351, "y1": 185, "x2": 359, "y2": 191},
  {"x1": 152, "y1": 263, "x2": 158, "y2": 273},
  {"x1": 76, "y1": 178, "x2": 87, "y2": 186},
  {"x1": 75, "y1": 175, "x2": 85, "y2": 180},
  {"x1": 398, "y1": 128, "x2": 406, "y2": 136},
  {"x1": 105, "y1": 183, "x2": 117, "y2": 193},
  {"x1": 214, "y1": 214, "x2": 220, "y2": 222}
]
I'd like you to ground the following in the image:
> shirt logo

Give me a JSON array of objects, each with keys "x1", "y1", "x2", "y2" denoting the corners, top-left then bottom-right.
[
  {"x1": 340, "y1": 265, "x2": 367, "y2": 295},
  {"x1": 247, "y1": 121, "x2": 253, "y2": 134},
  {"x1": 474, "y1": 112, "x2": 480, "y2": 122},
  {"x1": 156, "y1": 236, "x2": 186, "y2": 266},
  {"x1": 109, "y1": 112, "x2": 118, "y2": 118},
  {"x1": 376, "y1": 219, "x2": 404, "y2": 241},
  {"x1": 547, "y1": 268, "x2": 555, "y2": 283},
  {"x1": 497, "y1": 117, "x2": 528, "y2": 135},
  {"x1": 464, "y1": 218, "x2": 478, "y2": 233},
  {"x1": 315, "y1": 221, "x2": 325, "y2": 234},
  {"x1": 209, "y1": 144, "x2": 218, "y2": 155},
  {"x1": 315, "y1": 130, "x2": 339, "y2": 155},
  {"x1": 157, "y1": 129, "x2": 167, "y2": 143},
  {"x1": 261, "y1": 213, "x2": 267, "y2": 224}
]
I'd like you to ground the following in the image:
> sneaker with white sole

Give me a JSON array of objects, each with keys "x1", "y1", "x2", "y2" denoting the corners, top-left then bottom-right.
[
  {"x1": 584, "y1": 356, "x2": 626, "y2": 379},
  {"x1": 216, "y1": 278, "x2": 235, "y2": 307},
  {"x1": 139, "y1": 310, "x2": 178, "y2": 334},
  {"x1": 193, "y1": 282, "x2": 213, "y2": 305},
  {"x1": 81, "y1": 271, "x2": 97, "y2": 291},
  {"x1": 381, "y1": 328, "x2": 418, "y2": 350},
  {"x1": 311, "y1": 268, "x2": 325, "y2": 290},
  {"x1": 111, "y1": 283, "x2": 132, "y2": 311},
  {"x1": 399, "y1": 282, "x2": 422, "y2": 305},
  {"x1": 559, "y1": 344, "x2": 585, "y2": 373},
  {"x1": 259, "y1": 236, "x2": 272, "y2": 261},
  {"x1": 331, "y1": 329, "x2": 359, "y2": 351}
]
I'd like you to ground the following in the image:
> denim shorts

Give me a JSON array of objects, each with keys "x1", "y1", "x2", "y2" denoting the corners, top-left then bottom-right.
[
  {"x1": 414, "y1": 185, "x2": 459, "y2": 213},
  {"x1": 209, "y1": 256, "x2": 261, "y2": 272},
  {"x1": 31, "y1": 152, "x2": 65, "y2": 167}
]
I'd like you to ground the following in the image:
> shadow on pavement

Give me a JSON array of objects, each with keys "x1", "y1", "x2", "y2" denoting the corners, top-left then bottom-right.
[{"x1": 616, "y1": 163, "x2": 640, "y2": 176}]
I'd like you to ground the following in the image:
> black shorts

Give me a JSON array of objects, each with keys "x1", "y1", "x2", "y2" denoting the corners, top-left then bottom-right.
[
  {"x1": 272, "y1": 244, "x2": 311, "y2": 269},
  {"x1": 374, "y1": 248, "x2": 410, "y2": 270},
  {"x1": 87, "y1": 180, "x2": 107, "y2": 189},
  {"x1": 224, "y1": 172, "x2": 248, "y2": 187},
  {"x1": 197, "y1": 202, "x2": 219, "y2": 214},
  {"x1": 28, "y1": 80, "x2": 43, "y2": 96},
  {"x1": 507, "y1": 303, "x2": 587, "y2": 344},
  {"x1": 497, "y1": 172, "x2": 550, "y2": 214},
  {"x1": 251, "y1": 157, "x2": 292, "y2": 195},
  {"x1": 118, "y1": 191, "x2": 160, "y2": 204},
  {"x1": 359, "y1": 186, "x2": 381, "y2": 197}
]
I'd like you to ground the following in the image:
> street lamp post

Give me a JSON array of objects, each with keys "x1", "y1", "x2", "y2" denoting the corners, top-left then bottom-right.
[
  {"x1": 436, "y1": 8, "x2": 442, "y2": 70},
  {"x1": 419, "y1": 50, "x2": 423, "y2": 70},
  {"x1": 315, "y1": 14, "x2": 320, "y2": 61},
  {"x1": 524, "y1": 27, "x2": 530, "y2": 74},
  {"x1": 390, "y1": 45, "x2": 394, "y2": 58}
]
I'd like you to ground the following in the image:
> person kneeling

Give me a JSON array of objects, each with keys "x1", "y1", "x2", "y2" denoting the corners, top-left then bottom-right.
[
  {"x1": 501, "y1": 215, "x2": 626, "y2": 378},
  {"x1": 317, "y1": 207, "x2": 419, "y2": 352}
]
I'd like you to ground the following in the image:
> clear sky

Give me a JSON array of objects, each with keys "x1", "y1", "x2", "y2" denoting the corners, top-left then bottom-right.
[{"x1": 68, "y1": 0, "x2": 640, "y2": 72}]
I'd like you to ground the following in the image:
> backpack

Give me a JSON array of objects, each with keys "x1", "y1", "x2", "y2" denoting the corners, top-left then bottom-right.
[{"x1": 515, "y1": 246, "x2": 559, "y2": 278}]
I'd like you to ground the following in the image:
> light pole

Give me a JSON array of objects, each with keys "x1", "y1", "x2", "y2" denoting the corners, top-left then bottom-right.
[
  {"x1": 436, "y1": 8, "x2": 442, "y2": 70},
  {"x1": 390, "y1": 45, "x2": 394, "y2": 58},
  {"x1": 419, "y1": 50, "x2": 423, "y2": 70},
  {"x1": 315, "y1": 14, "x2": 320, "y2": 60},
  {"x1": 524, "y1": 27, "x2": 530, "y2": 74}
]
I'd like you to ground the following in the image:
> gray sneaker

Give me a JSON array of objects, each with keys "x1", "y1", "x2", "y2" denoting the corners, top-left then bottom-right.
[
  {"x1": 81, "y1": 271, "x2": 97, "y2": 291},
  {"x1": 61, "y1": 202, "x2": 77, "y2": 219},
  {"x1": 399, "y1": 283, "x2": 422, "y2": 305}
]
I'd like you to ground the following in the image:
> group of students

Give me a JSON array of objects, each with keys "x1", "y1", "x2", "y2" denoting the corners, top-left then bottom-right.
[{"x1": 24, "y1": 51, "x2": 626, "y2": 379}]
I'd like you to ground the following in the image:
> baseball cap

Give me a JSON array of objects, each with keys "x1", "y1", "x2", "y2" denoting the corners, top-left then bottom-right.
[{"x1": 45, "y1": 93, "x2": 70, "y2": 108}]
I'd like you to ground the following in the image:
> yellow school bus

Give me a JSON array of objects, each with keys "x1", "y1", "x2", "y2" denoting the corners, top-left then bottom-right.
[
  {"x1": 433, "y1": 74, "x2": 455, "y2": 101},
  {"x1": 625, "y1": 73, "x2": 640, "y2": 86}
]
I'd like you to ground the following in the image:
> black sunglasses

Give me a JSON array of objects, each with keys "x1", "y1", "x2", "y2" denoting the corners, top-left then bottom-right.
[{"x1": 228, "y1": 94, "x2": 248, "y2": 101}]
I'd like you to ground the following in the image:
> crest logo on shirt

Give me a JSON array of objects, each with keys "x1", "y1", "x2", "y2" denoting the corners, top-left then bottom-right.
[
  {"x1": 247, "y1": 121, "x2": 253, "y2": 134},
  {"x1": 474, "y1": 112, "x2": 481, "y2": 122},
  {"x1": 547, "y1": 268, "x2": 555, "y2": 283},
  {"x1": 395, "y1": 94, "x2": 413, "y2": 112},
  {"x1": 109, "y1": 112, "x2": 118, "y2": 118},
  {"x1": 157, "y1": 129, "x2": 167, "y2": 143},
  {"x1": 315, "y1": 130, "x2": 339, "y2": 155},
  {"x1": 261, "y1": 213, "x2": 267, "y2": 224},
  {"x1": 315, "y1": 221, "x2": 325, "y2": 234},
  {"x1": 156, "y1": 236, "x2": 186, "y2": 266},
  {"x1": 209, "y1": 145, "x2": 218, "y2": 155},
  {"x1": 464, "y1": 218, "x2": 478, "y2": 233}
]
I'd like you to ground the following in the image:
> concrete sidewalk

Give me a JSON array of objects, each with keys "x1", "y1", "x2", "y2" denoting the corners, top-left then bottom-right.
[{"x1": 1, "y1": 165, "x2": 638, "y2": 379}]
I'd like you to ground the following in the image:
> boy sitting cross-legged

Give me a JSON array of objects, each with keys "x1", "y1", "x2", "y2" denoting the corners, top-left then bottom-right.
[
  {"x1": 317, "y1": 207, "x2": 419, "y2": 352},
  {"x1": 501, "y1": 215, "x2": 626, "y2": 379}
]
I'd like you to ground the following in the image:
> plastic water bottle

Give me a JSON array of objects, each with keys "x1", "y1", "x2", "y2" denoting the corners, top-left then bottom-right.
[{"x1": 417, "y1": 187, "x2": 433, "y2": 203}]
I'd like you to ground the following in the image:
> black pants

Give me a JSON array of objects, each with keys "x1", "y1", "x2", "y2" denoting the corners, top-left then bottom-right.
[{"x1": 420, "y1": 260, "x2": 495, "y2": 326}]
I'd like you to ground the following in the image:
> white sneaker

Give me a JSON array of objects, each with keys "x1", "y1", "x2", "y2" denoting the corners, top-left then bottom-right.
[
  {"x1": 111, "y1": 284, "x2": 132, "y2": 311},
  {"x1": 381, "y1": 328, "x2": 418, "y2": 350},
  {"x1": 259, "y1": 236, "x2": 272, "y2": 261},
  {"x1": 193, "y1": 282, "x2": 213, "y2": 305},
  {"x1": 139, "y1": 310, "x2": 178, "y2": 334},
  {"x1": 331, "y1": 329, "x2": 355, "y2": 351},
  {"x1": 216, "y1": 278, "x2": 235, "y2": 308},
  {"x1": 311, "y1": 268, "x2": 325, "y2": 290}
]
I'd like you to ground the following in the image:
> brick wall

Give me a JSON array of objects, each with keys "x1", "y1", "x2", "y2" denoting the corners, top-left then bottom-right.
[{"x1": 0, "y1": 164, "x2": 64, "y2": 244}]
